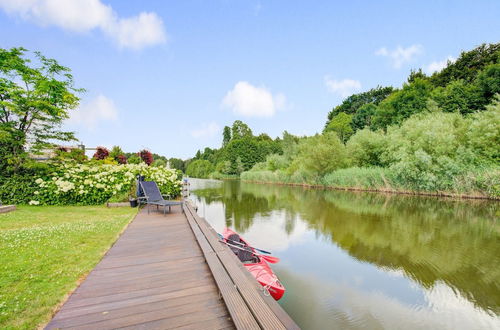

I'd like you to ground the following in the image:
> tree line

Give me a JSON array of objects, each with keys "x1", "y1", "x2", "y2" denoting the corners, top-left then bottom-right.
[
  {"x1": 185, "y1": 120, "x2": 283, "y2": 178},
  {"x1": 189, "y1": 43, "x2": 500, "y2": 198}
]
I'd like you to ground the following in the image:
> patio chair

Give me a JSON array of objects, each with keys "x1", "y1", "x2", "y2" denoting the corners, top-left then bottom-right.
[{"x1": 140, "y1": 181, "x2": 183, "y2": 214}]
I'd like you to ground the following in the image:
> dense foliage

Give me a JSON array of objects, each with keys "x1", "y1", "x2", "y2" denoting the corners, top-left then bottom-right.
[
  {"x1": 0, "y1": 163, "x2": 181, "y2": 205},
  {"x1": 185, "y1": 120, "x2": 282, "y2": 178},
  {"x1": 240, "y1": 43, "x2": 500, "y2": 198},
  {"x1": 324, "y1": 43, "x2": 500, "y2": 133},
  {"x1": 0, "y1": 48, "x2": 82, "y2": 173},
  {"x1": 186, "y1": 159, "x2": 214, "y2": 179}
]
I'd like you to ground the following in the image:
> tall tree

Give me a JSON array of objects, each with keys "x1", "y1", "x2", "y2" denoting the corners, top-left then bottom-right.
[
  {"x1": 0, "y1": 47, "x2": 82, "y2": 171},
  {"x1": 325, "y1": 112, "x2": 354, "y2": 142},
  {"x1": 231, "y1": 120, "x2": 252, "y2": 140},
  {"x1": 222, "y1": 126, "x2": 231, "y2": 146},
  {"x1": 430, "y1": 43, "x2": 500, "y2": 87}
]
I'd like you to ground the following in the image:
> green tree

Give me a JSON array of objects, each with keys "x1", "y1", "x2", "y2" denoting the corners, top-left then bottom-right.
[
  {"x1": 431, "y1": 80, "x2": 483, "y2": 114},
  {"x1": 281, "y1": 131, "x2": 300, "y2": 159},
  {"x1": 352, "y1": 103, "x2": 377, "y2": 130},
  {"x1": 127, "y1": 154, "x2": 142, "y2": 164},
  {"x1": 224, "y1": 138, "x2": 264, "y2": 174},
  {"x1": 186, "y1": 159, "x2": 214, "y2": 178},
  {"x1": 383, "y1": 110, "x2": 476, "y2": 191},
  {"x1": 466, "y1": 95, "x2": 500, "y2": 163},
  {"x1": 476, "y1": 63, "x2": 500, "y2": 100},
  {"x1": 222, "y1": 126, "x2": 231, "y2": 146},
  {"x1": 234, "y1": 157, "x2": 245, "y2": 175},
  {"x1": 291, "y1": 132, "x2": 348, "y2": 177},
  {"x1": 373, "y1": 78, "x2": 433, "y2": 129},
  {"x1": 109, "y1": 145, "x2": 124, "y2": 161},
  {"x1": 325, "y1": 112, "x2": 354, "y2": 142},
  {"x1": 326, "y1": 86, "x2": 393, "y2": 123},
  {"x1": 169, "y1": 158, "x2": 185, "y2": 172},
  {"x1": 231, "y1": 120, "x2": 253, "y2": 140},
  {"x1": 216, "y1": 160, "x2": 232, "y2": 174},
  {"x1": 430, "y1": 43, "x2": 500, "y2": 87},
  {"x1": 152, "y1": 159, "x2": 167, "y2": 167},
  {"x1": 346, "y1": 128, "x2": 387, "y2": 167},
  {"x1": 0, "y1": 47, "x2": 82, "y2": 172}
]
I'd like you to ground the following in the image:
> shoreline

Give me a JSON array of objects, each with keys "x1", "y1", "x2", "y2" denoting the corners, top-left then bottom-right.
[{"x1": 239, "y1": 179, "x2": 500, "y2": 201}]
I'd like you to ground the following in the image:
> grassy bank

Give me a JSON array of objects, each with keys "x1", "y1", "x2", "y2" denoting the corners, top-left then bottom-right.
[
  {"x1": 0, "y1": 206, "x2": 137, "y2": 329},
  {"x1": 241, "y1": 166, "x2": 500, "y2": 199}
]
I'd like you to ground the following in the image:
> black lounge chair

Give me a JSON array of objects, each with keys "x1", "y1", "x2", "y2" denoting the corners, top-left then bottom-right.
[{"x1": 139, "y1": 181, "x2": 183, "y2": 214}]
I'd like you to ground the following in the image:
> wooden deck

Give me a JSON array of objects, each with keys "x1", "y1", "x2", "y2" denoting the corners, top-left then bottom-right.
[{"x1": 45, "y1": 202, "x2": 299, "y2": 330}]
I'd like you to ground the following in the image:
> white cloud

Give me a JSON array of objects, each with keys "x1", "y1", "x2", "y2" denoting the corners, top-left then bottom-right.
[
  {"x1": 375, "y1": 44, "x2": 423, "y2": 68},
  {"x1": 68, "y1": 94, "x2": 118, "y2": 129},
  {"x1": 324, "y1": 76, "x2": 362, "y2": 98},
  {"x1": 0, "y1": 0, "x2": 166, "y2": 49},
  {"x1": 190, "y1": 122, "x2": 220, "y2": 139},
  {"x1": 425, "y1": 56, "x2": 456, "y2": 74},
  {"x1": 222, "y1": 81, "x2": 285, "y2": 118}
]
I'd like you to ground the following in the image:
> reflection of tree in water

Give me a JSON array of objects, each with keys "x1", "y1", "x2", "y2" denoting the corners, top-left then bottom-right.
[{"x1": 193, "y1": 180, "x2": 500, "y2": 315}]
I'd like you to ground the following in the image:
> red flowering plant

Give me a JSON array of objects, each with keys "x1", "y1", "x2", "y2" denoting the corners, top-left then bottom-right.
[
  {"x1": 93, "y1": 146, "x2": 109, "y2": 160},
  {"x1": 116, "y1": 154, "x2": 128, "y2": 164},
  {"x1": 139, "y1": 149, "x2": 154, "y2": 166}
]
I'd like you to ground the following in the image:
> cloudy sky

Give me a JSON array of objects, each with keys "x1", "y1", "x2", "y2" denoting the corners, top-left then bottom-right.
[{"x1": 1, "y1": 0, "x2": 499, "y2": 158}]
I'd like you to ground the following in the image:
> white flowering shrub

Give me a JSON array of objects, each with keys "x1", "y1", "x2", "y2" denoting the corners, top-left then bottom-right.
[{"x1": 28, "y1": 163, "x2": 181, "y2": 205}]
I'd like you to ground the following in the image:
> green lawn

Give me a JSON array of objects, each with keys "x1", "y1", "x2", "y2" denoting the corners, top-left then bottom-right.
[{"x1": 0, "y1": 206, "x2": 137, "y2": 329}]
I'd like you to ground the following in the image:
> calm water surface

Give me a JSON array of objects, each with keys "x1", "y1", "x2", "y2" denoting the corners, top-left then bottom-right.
[{"x1": 187, "y1": 179, "x2": 499, "y2": 330}]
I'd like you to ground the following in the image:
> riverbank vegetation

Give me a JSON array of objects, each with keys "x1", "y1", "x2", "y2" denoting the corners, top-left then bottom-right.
[
  {"x1": 0, "y1": 206, "x2": 137, "y2": 329},
  {"x1": 188, "y1": 43, "x2": 500, "y2": 198}
]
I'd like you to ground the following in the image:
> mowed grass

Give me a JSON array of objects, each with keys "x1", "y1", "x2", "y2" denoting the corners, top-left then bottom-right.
[{"x1": 0, "y1": 206, "x2": 137, "y2": 329}]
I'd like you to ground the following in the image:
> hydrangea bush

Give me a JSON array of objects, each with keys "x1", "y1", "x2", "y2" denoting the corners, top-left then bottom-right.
[{"x1": 27, "y1": 163, "x2": 181, "y2": 205}]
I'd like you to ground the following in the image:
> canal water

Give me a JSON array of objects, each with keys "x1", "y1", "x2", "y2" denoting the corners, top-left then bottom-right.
[{"x1": 187, "y1": 179, "x2": 499, "y2": 330}]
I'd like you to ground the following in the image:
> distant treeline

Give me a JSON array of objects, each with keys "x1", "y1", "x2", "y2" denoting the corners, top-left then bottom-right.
[{"x1": 187, "y1": 43, "x2": 500, "y2": 198}]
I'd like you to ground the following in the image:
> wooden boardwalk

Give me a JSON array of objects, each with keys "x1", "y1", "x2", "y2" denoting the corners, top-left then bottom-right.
[{"x1": 45, "y1": 202, "x2": 299, "y2": 330}]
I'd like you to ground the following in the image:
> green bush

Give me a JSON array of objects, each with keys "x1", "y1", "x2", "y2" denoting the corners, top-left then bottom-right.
[
  {"x1": 290, "y1": 132, "x2": 349, "y2": 178},
  {"x1": 0, "y1": 163, "x2": 181, "y2": 205},
  {"x1": 186, "y1": 159, "x2": 214, "y2": 178},
  {"x1": 383, "y1": 110, "x2": 477, "y2": 191},
  {"x1": 107, "y1": 190, "x2": 130, "y2": 203},
  {"x1": 127, "y1": 154, "x2": 142, "y2": 164},
  {"x1": 466, "y1": 96, "x2": 500, "y2": 163},
  {"x1": 346, "y1": 128, "x2": 387, "y2": 167}
]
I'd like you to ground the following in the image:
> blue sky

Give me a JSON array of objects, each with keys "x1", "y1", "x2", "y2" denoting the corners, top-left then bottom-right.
[{"x1": 1, "y1": 0, "x2": 499, "y2": 159}]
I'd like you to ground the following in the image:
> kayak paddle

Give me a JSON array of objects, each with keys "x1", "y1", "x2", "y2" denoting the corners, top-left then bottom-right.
[
  {"x1": 217, "y1": 233, "x2": 272, "y2": 254},
  {"x1": 219, "y1": 240, "x2": 280, "y2": 264}
]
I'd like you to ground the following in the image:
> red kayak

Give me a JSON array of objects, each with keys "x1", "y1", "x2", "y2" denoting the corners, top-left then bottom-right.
[{"x1": 222, "y1": 228, "x2": 285, "y2": 300}]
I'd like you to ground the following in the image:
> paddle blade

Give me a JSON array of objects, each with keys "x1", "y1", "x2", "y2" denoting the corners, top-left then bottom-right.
[
  {"x1": 260, "y1": 254, "x2": 280, "y2": 264},
  {"x1": 254, "y1": 248, "x2": 272, "y2": 255}
]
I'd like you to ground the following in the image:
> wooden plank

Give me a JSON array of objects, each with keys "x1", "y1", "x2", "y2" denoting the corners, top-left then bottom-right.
[
  {"x1": 173, "y1": 316, "x2": 234, "y2": 330},
  {"x1": 63, "y1": 298, "x2": 227, "y2": 330},
  {"x1": 49, "y1": 282, "x2": 217, "y2": 321},
  {"x1": 64, "y1": 274, "x2": 213, "y2": 308},
  {"x1": 47, "y1": 291, "x2": 219, "y2": 329},
  {"x1": 115, "y1": 304, "x2": 230, "y2": 330},
  {"x1": 72, "y1": 269, "x2": 211, "y2": 299}
]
